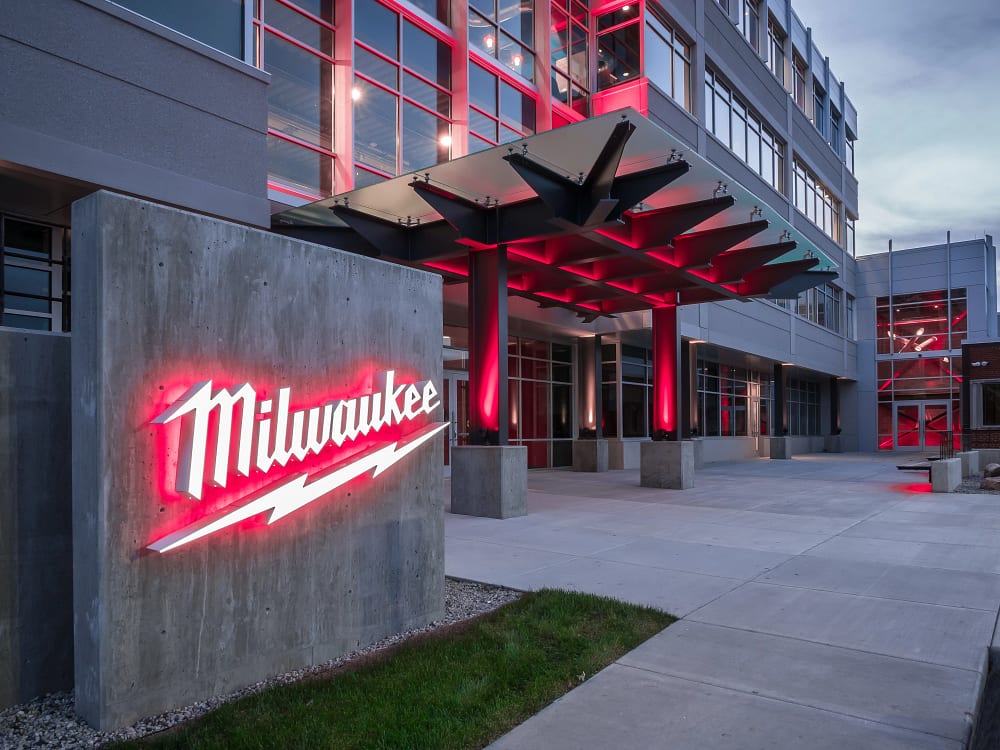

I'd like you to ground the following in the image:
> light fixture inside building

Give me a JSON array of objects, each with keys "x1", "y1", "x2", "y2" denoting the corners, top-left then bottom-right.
[
  {"x1": 484, "y1": 34, "x2": 495, "y2": 50},
  {"x1": 512, "y1": 53, "x2": 523, "y2": 67}
]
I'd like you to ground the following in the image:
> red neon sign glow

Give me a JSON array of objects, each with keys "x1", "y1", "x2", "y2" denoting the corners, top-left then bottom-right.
[{"x1": 148, "y1": 370, "x2": 446, "y2": 552}]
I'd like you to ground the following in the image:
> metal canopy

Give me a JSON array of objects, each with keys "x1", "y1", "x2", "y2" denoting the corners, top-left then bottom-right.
[{"x1": 274, "y1": 108, "x2": 837, "y2": 319}]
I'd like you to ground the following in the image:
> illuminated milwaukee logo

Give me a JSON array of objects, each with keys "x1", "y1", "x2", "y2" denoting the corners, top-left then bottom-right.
[{"x1": 148, "y1": 371, "x2": 446, "y2": 553}]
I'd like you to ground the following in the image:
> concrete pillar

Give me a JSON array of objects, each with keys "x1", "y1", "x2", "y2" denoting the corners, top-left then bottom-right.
[
  {"x1": 456, "y1": 247, "x2": 527, "y2": 516},
  {"x1": 642, "y1": 306, "x2": 693, "y2": 488},
  {"x1": 957, "y1": 450, "x2": 980, "y2": 477},
  {"x1": 825, "y1": 377, "x2": 843, "y2": 452},
  {"x1": 573, "y1": 334, "x2": 608, "y2": 471}
]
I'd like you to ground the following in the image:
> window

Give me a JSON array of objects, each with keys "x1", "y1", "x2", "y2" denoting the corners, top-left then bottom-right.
[
  {"x1": 972, "y1": 382, "x2": 1000, "y2": 428},
  {"x1": 787, "y1": 379, "x2": 820, "y2": 436},
  {"x1": 793, "y1": 157, "x2": 841, "y2": 243},
  {"x1": 468, "y1": 64, "x2": 536, "y2": 152},
  {"x1": 812, "y1": 82, "x2": 826, "y2": 137},
  {"x1": 353, "y1": 0, "x2": 453, "y2": 183},
  {"x1": 255, "y1": 0, "x2": 337, "y2": 198},
  {"x1": 845, "y1": 128, "x2": 856, "y2": 174},
  {"x1": 469, "y1": 0, "x2": 535, "y2": 82},
  {"x1": 644, "y1": 5, "x2": 691, "y2": 111},
  {"x1": 846, "y1": 215, "x2": 856, "y2": 257},
  {"x1": 509, "y1": 337, "x2": 574, "y2": 467},
  {"x1": 829, "y1": 107, "x2": 841, "y2": 152},
  {"x1": 793, "y1": 54, "x2": 807, "y2": 111},
  {"x1": 846, "y1": 294, "x2": 856, "y2": 339},
  {"x1": 875, "y1": 289, "x2": 966, "y2": 355},
  {"x1": 767, "y1": 18, "x2": 784, "y2": 84},
  {"x1": 737, "y1": 0, "x2": 760, "y2": 53},
  {"x1": 601, "y1": 342, "x2": 618, "y2": 437},
  {"x1": 2, "y1": 217, "x2": 70, "y2": 332},
  {"x1": 115, "y1": 0, "x2": 246, "y2": 59},
  {"x1": 620, "y1": 344, "x2": 653, "y2": 437},
  {"x1": 705, "y1": 69, "x2": 784, "y2": 192},
  {"x1": 795, "y1": 283, "x2": 842, "y2": 333},
  {"x1": 550, "y1": 0, "x2": 589, "y2": 115},
  {"x1": 597, "y1": 4, "x2": 640, "y2": 90},
  {"x1": 697, "y1": 361, "x2": 771, "y2": 437}
]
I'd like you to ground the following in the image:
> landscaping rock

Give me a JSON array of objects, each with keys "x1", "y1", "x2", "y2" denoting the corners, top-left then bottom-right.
[
  {"x1": 984, "y1": 463, "x2": 1000, "y2": 478},
  {"x1": 981, "y1": 477, "x2": 1000, "y2": 491}
]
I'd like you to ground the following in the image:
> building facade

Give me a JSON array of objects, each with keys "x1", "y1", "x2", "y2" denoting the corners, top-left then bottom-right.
[{"x1": 856, "y1": 237, "x2": 998, "y2": 453}]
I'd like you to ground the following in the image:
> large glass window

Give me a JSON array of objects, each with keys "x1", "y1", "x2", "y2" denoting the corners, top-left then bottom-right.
[
  {"x1": 793, "y1": 157, "x2": 841, "y2": 243},
  {"x1": 550, "y1": 0, "x2": 589, "y2": 115},
  {"x1": 2, "y1": 217, "x2": 70, "y2": 332},
  {"x1": 469, "y1": 64, "x2": 536, "y2": 152},
  {"x1": 795, "y1": 282, "x2": 842, "y2": 333},
  {"x1": 705, "y1": 69, "x2": 784, "y2": 193},
  {"x1": 876, "y1": 289, "x2": 967, "y2": 355},
  {"x1": 509, "y1": 337, "x2": 573, "y2": 467},
  {"x1": 846, "y1": 215, "x2": 856, "y2": 257},
  {"x1": 353, "y1": 0, "x2": 452, "y2": 182},
  {"x1": 697, "y1": 361, "x2": 771, "y2": 437},
  {"x1": 255, "y1": 0, "x2": 337, "y2": 198},
  {"x1": 767, "y1": 18, "x2": 784, "y2": 85},
  {"x1": 793, "y1": 54, "x2": 807, "y2": 111},
  {"x1": 597, "y1": 4, "x2": 640, "y2": 90},
  {"x1": 737, "y1": 0, "x2": 760, "y2": 53},
  {"x1": 846, "y1": 128, "x2": 856, "y2": 174},
  {"x1": 469, "y1": 0, "x2": 535, "y2": 82},
  {"x1": 644, "y1": 5, "x2": 691, "y2": 111},
  {"x1": 114, "y1": 0, "x2": 246, "y2": 59},
  {"x1": 846, "y1": 293, "x2": 856, "y2": 339},
  {"x1": 812, "y1": 82, "x2": 826, "y2": 137},
  {"x1": 787, "y1": 379, "x2": 820, "y2": 436},
  {"x1": 601, "y1": 342, "x2": 618, "y2": 437}
]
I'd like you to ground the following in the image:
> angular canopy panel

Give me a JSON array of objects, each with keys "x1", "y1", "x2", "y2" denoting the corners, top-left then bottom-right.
[{"x1": 274, "y1": 109, "x2": 838, "y2": 317}]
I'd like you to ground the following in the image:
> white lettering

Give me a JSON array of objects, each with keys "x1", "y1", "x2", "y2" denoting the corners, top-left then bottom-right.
[{"x1": 155, "y1": 371, "x2": 439, "y2": 500}]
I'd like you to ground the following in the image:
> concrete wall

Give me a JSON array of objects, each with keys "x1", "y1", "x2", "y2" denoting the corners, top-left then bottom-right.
[
  {"x1": 71, "y1": 192, "x2": 444, "y2": 730},
  {"x1": 0, "y1": 0, "x2": 269, "y2": 226},
  {"x1": 0, "y1": 330, "x2": 73, "y2": 708}
]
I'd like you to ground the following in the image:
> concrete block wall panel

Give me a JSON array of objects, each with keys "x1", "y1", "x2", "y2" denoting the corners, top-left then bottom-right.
[
  {"x1": 0, "y1": 330, "x2": 73, "y2": 709},
  {"x1": 71, "y1": 192, "x2": 444, "y2": 730},
  {"x1": 646, "y1": 90, "x2": 699, "y2": 149},
  {"x1": 0, "y1": 0, "x2": 269, "y2": 226}
]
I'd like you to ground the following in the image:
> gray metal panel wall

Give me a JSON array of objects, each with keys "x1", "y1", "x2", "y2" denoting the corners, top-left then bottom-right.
[
  {"x1": 0, "y1": 0, "x2": 269, "y2": 226},
  {"x1": 0, "y1": 330, "x2": 73, "y2": 709}
]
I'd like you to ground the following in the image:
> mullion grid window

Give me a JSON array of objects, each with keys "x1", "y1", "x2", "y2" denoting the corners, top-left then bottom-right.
[
  {"x1": 1, "y1": 217, "x2": 70, "y2": 333},
  {"x1": 255, "y1": 0, "x2": 337, "y2": 199},
  {"x1": 812, "y1": 82, "x2": 826, "y2": 137},
  {"x1": 787, "y1": 379, "x2": 820, "y2": 436},
  {"x1": 705, "y1": 69, "x2": 784, "y2": 193},
  {"x1": 550, "y1": 0, "x2": 590, "y2": 115},
  {"x1": 793, "y1": 157, "x2": 841, "y2": 243},
  {"x1": 468, "y1": 63, "x2": 537, "y2": 152},
  {"x1": 737, "y1": 0, "x2": 760, "y2": 53},
  {"x1": 596, "y1": 4, "x2": 641, "y2": 90},
  {"x1": 792, "y1": 54, "x2": 807, "y2": 111},
  {"x1": 644, "y1": 4, "x2": 691, "y2": 112},
  {"x1": 469, "y1": 0, "x2": 535, "y2": 82},
  {"x1": 353, "y1": 0, "x2": 454, "y2": 184},
  {"x1": 767, "y1": 17, "x2": 784, "y2": 84},
  {"x1": 697, "y1": 360, "x2": 766, "y2": 437},
  {"x1": 845, "y1": 128, "x2": 856, "y2": 174}
]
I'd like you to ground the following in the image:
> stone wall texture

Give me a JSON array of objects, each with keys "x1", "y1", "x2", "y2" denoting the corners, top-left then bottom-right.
[{"x1": 71, "y1": 191, "x2": 444, "y2": 730}]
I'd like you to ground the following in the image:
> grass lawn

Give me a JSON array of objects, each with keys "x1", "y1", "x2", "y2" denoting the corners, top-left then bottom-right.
[{"x1": 110, "y1": 589, "x2": 674, "y2": 750}]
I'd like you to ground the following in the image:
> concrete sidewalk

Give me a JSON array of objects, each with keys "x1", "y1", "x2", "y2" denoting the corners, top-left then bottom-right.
[{"x1": 445, "y1": 453, "x2": 1000, "y2": 749}]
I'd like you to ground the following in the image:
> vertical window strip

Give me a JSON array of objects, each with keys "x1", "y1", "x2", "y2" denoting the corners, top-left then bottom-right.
[{"x1": 793, "y1": 157, "x2": 842, "y2": 243}]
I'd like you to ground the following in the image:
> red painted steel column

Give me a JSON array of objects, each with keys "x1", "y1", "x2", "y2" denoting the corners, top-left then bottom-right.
[
  {"x1": 652, "y1": 305, "x2": 680, "y2": 440},
  {"x1": 468, "y1": 247, "x2": 509, "y2": 444}
]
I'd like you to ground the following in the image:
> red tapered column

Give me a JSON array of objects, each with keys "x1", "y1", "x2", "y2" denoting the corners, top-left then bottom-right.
[
  {"x1": 652, "y1": 305, "x2": 680, "y2": 440},
  {"x1": 468, "y1": 247, "x2": 508, "y2": 445}
]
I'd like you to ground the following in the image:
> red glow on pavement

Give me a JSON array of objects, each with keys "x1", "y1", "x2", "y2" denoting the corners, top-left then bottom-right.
[{"x1": 893, "y1": 482, "x2": 932, "y2": 494}]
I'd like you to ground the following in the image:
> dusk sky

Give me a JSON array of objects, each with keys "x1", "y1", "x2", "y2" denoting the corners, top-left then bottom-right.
[{"x1": 793, "y1": 0, "x2": 999, "y2": 255}]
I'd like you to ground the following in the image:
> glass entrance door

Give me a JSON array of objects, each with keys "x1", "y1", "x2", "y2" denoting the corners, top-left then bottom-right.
[
  {"x1": 893, "y1": 401, "x2": 951, "y2": 451},
  {"x1": 443, "y1": 371, "x2": 469, "y2": 476}
]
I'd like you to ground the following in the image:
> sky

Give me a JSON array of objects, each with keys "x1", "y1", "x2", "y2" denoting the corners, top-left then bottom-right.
[{"x1": 792, "y1": 0, "x2": 1000, "y2": 255}]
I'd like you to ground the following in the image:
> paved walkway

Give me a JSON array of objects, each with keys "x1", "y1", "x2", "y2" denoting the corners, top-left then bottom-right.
[{"x1": 445, "y1": 453, "x2": 1000, "y2": 749}]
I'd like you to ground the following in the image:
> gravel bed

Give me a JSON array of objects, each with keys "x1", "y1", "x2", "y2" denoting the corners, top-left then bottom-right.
[
  {"x1": 956, "y1": 477, "x2": 1000, "y2": 494},
  {"x1": 0, "y1": 579, "x2": 521, "y2": 750}
]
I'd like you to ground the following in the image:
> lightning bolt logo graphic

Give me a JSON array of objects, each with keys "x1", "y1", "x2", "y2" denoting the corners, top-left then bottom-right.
[{"x1": 148, "y1": 421, "x2": 448, "y2": 553}]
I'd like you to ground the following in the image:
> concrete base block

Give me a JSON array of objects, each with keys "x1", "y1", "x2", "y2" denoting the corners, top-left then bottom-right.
[
  {"x1": 640, "y1": 441, "x2": 695, "y2": 490},
  {"x1": 931, "y1": 458, "x2": 962, "y2": 493},
  {"x1": 957, "y1": 451, "x2": 980, "y2": 477},
  {"x1": 770, "y1": 436, "x2": 793, "y2": 460},
  {"x1": 572, "y1": 440, "x2": 608, "y2": 472},
  {"x1": 824, "y1": 434, "x2": 843, "y2": 453},
  {"x1": 451, "y1": 446, "x2": 527, "y2": 518}
]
